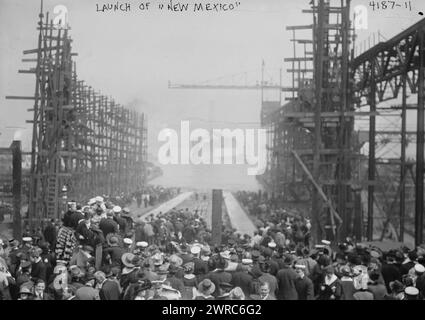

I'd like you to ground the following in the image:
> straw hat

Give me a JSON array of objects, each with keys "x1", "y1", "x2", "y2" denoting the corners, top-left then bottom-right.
[
  {"x1": 197, "y1": 279, "x2": 215, "y2": 296},
  {"x1": 121, "y1": 253, "x2": 136, "y2": 268}
]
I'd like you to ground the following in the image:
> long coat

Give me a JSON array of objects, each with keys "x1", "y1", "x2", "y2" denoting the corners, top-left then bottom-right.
[
  {"x1": 231, "y1": 271, "x2": 254, "y2": 297},
  {"x1": 276, "y1": 266, "x2": 299, "y2": 300},
  {"x1": 295, "y1": 276, "x2": 314, "y2": 300}
]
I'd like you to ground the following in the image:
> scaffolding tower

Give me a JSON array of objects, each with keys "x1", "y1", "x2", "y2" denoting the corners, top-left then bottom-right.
[{"x1": 6, "y1": 5, "x2": 148, "y2": 230}]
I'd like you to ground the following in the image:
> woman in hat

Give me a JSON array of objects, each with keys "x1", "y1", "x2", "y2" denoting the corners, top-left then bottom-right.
[
  {"x1": 317, "y1": 265, "x2": 342, "y2": 300},
  {"x1": 194, "y1": 279, "x2": 215, "y2": 300},
  {"x1": 18, "y1": 285, "x2": 34, "y2": 300},
  {"x1": 181, "y1": 262, "x2": 197, "y2": 300},
  {"x1": 133, "y1": 280, "x2": 152, "y2": 300},
  {"x1": 120, "y1": 253, "x2": 140, "y2": 291},
  {"x1": 338, "y1": 265, "x2": 356, "y2": 300}
]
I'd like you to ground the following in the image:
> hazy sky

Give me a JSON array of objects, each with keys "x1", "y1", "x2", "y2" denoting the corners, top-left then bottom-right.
[{"x1": 0, "y1": 0, "x2": 423, "y2": 189}]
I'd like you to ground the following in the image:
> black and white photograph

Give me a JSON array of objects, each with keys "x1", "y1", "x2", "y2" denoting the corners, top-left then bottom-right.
[{"x1": 0, "y1": 0, "x2": 425, "y2": 305}]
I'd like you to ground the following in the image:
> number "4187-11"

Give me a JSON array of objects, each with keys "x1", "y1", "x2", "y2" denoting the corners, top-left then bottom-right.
[{"x1": 369, "y1": 1, "x2": 412, "y2": 11}]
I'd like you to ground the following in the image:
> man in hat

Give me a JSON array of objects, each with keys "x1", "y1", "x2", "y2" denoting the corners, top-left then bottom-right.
[
  {"x1": 231, "y1": 258, "x2": 254, "y2": 297},
  {"x1": 113, "y1": 206, "x2": 128, "y2": 236},
  {"x1": 381, "y1": 253, "x2": 402, "y2": 292},
  {"x1": 123, "y1": 238, "x2": 133, "y2": 252},
  {"x1": 135, "y1": 241, "x2": 149, "y2": 258},
  {"x1": 178, "y1": 244, "x2": 193, "y2": 264},
  {"x1": 415, "y1": 263, "x2": 425, "y2": 299},
  {"x1": 294, "y1": 264, "x2": 314, "y2": 300},
  {"x1": 206, "y1": 257, "x2": 232, "y2": 298},
  {"x1": 165, "y1": 263, "x2": 184, "y2": 295},
  {"x1": 121, "y1": 208, "x2": 134, "y2": 231},
  {"x1": 276, "y1": 255, "x2": 298, "y2": 300},
  {"x1": 404, "y1": 286, "x2": 420, "y2": 300},
  {"x1": 191, "y1": 245, "x2": 208, "y2": 278},
  {"x1": 20, "y1": 237, "x2": 33, "y2": 256},
  {"x1": 7, "y1": 239, "x2": 21, "y2": 278},
  {"x1": 295, "y1": 247, "x2": 317, "y2": 279},
  {"x1": 94, "y1": 196, "x2": 106, "y2": 212}
]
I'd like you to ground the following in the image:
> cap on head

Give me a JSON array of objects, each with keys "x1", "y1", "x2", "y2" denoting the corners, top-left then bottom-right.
[
  {"x1": 268, "y1": 241, "x2": 277, "y2": 248},
  {"x1": 190, "y1": 246, "x2": 201, "y2": 255},
  {"x1": 321, "y1": 240, "x2": 331, "y2": 246},
  {"x1": 123, "y1": 238, "x2": 133, "y2": 245},
  {"x1": 136, "y1": 241, "x2": 148, "y2": 248},
  {"x1": 113, "y1": 206, "x2": 122, "y2": 213},
  {"x1": 414, "y1": 263, "x2": 425, "y2": 274},
  {"x1": 404, "y1": 286, "x2": 419, "y2": 296}
]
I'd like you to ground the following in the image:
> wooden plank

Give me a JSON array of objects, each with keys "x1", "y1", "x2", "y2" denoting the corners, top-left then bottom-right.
[
  {"x1": 279, "y1": 111, "x2": 381, "y2": 118},
  {"x1": 292, "y1": 151, "x2": 343, "y2": 224},
  {"x1": 6, "y1": 96, "x2": 36, "y2": 100},
  {"x1": 18, "y1": 69, "x2": 36, "y2": 74},
  {"x1": 286, "y1": 25, "x2": 313, "y2": 30},
  {"x1": 287, "y1": 69, "x2": 314, "y2": 72},
  {"x1": 284, "y1": 57, "x2": 314, "y2": 62}
]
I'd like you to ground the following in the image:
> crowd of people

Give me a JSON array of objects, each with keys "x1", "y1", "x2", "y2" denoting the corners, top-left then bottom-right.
[{"x1": 0, "y1": 187, "x2": 424, "y2": 300}]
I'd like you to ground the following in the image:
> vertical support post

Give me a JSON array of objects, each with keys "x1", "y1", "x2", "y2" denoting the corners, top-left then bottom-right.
[
  {"x1": 415, "y1": 29, "x2": 425, "y2": 246},
  {"x1": 353, "y1": 192, "x2": 362, "y2": 241},
  {"x1": 367, "y1": 59, "x2": 376, "y2": 241},
  {"x1": 11, "y1": 141, "x2": 22, "y2": 240},
  {"x1": 400, "y1": 69, "x2": 407, "y2": 242},
  {"x1": 312, "y1": 0, "x2": 325, "y2": 243},
  {"x1": 211, "y1": 189, "x2": 223, "y2": 246}
]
